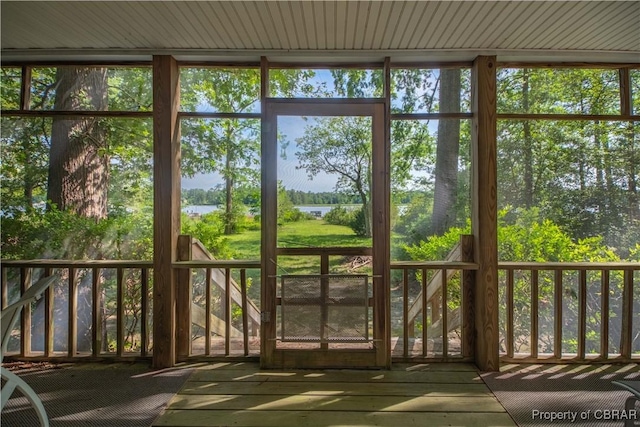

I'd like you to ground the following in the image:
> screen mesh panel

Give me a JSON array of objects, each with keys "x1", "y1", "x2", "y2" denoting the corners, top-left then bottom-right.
[{"x1": 281, "y1": 274, "x2": 369, "y2": 343}]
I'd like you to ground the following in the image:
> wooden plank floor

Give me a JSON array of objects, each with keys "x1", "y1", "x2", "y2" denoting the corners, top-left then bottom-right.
[{"x1": 153, "y1": 362, "x2": 516, "y2": 426}]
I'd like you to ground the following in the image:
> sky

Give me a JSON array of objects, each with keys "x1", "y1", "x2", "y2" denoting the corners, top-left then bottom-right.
[{"x1": 181, "y1": 115, "x2": 339, "y2": 192}]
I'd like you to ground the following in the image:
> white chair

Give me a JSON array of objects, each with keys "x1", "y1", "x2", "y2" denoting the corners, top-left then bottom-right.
[{"x1": 1, "y1": 275, "x2": 57, "y2": 427}]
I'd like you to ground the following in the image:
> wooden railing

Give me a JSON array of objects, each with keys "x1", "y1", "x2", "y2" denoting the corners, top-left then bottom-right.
[
  {"x1": 174, "y1": 235, "x2": 261, "y2": 358},
  {"x1": 389, "y1": 235, "x2": 476, "y2": 361},
  {"x1": 3, "y1": 252, "x2": 638, "y2": 365},
  {"x1": 1, "y1": 260, "x2": 152, "y2": 360},
  {"x1": 498, "y1": 262, "x2": 640, "y2": 362}
]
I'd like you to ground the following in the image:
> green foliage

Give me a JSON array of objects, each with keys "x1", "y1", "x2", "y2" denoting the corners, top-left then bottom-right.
[
  {"x1": 181, "y1": 212, "x2": 233, "y2": 258},
  {"x1": 349, "y1": 207, "x2": 370, "y2": 237},
  {"x1": 324, "y1": 206, "x2": 354, "y2": 226},
  {"x1": 404, "y1": 221, "x2": 470, "y2": 261},
  {"x1": 1, "y1": 207, "x2": 153, "y2": 260},
  {"x1": 405, "y1": 207, "x2": 624, "y2": 263},
  {"x1": 277, "y1": 183, "x2": 312, "y2": 224}
]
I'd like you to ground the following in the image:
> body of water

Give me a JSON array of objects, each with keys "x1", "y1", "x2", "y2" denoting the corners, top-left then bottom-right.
[
  {"x1": 183, "y1": 204, "x2": 407, "y2": 217},
  {"x1": 183, "y1": 205, "x2": 359, "y2": 217}
]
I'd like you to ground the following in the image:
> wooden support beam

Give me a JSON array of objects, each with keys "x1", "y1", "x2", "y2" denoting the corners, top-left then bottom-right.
[
  {"x1": 176, "y1": 235, "x2": 193, "y2": 360},
  {"x1": 471, "y1": 56, "x2": 499, "y2": 371},
  {"x1": 620, "y1": 68, "x2": 631, "y2": 116},
  {"x1": 153, "y1": 55, "x2": 181, "y2": 369},
  {"x1": 260, "y1": 56, "x2": 276, "y2": 368}
]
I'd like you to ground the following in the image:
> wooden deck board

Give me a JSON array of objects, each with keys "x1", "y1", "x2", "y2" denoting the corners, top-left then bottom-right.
[
  {"x1": 153, "y1": 363, "x2": 515, "y2": 427},
  {"x1": 180, "y1": 381, "x2": 492, "y2": 396},
  {"x1": 166, "y1": 394, "x2": 506, "y2": 412},
  {"x1": 188, "y1": 369, "x2": 483, "y2": 383}
]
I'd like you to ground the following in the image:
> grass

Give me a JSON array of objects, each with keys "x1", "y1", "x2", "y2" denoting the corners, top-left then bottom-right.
[{"x1": 225, "y1": 219, "x2": 372, "y2": 260}]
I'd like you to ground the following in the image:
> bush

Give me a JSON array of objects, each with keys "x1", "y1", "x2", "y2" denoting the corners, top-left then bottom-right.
[
  {"x1": 349, "y1": 207, "x2": 369, "y2": 237},
  {"x1": 324, "y1": 205, "x2": 353, "y2": 226},
  {"x1": 181, "y1": 212, "x2": 232, "y2": 258},
  {"x1": 281, "y1": 207, "x2": 312, "y2": 223},
  {"x1": 0, "y1": 206, "x2": 154, "y2": 260}
]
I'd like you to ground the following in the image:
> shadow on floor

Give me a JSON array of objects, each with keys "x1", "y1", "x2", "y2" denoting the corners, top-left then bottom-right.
[
  {"x1": 2, "y1": 361, "x2": 195, "y2": 427},
  {"x1": 482, "y1": 363, "x2": 640, "y2": 427}
]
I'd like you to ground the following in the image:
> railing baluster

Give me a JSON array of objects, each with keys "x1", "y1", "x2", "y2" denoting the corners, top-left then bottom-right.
[
  {"x1": 141, "y1": 268, "x2": 149, "y2": 357},
  {"x1": 1, "y1": 266, "x2": 7, "y2": 309},
  {"x1": 92, "y1": 267, "x2": 101, "y2": 357},
  {"x1": 442, "y1": 269, "x2": 448, "y2": 358},
  {"x1": 554, "y1": 270, "x2": 563, "y2": 359},
  {"x1": 225, "y1": 267, "x2": 231, "y2": 356},
  {"x1": 117, "y1": 267, "x2": 124, "y2": 356},
  {"x1": 44, "y1": 267, "x2": 54, "y2": 357},
  {"x1": 601, "y1": 269, "x2": 609, "y2": 359},
  {"x1": 621, "y1": 269, "x2": 633, "y2": 360},
  {"x1": 241, "y1": 269, "x2": 249, "y2": 356},
  {"x1": 506, "y1": 269, "x2": 514, "y2": 359},
  {"x1": 531, "y1": 269, "x2": 539, "y2": 359},
  {"x1": 421, "y1": 267, "x2": 428, "y2": 358},
  {"x1": 20, "y1": 267, "x2": 32, "y2": 356},
  {"x1": 403, "y1": 268, "x2": 409, "y2": 358},
  {"x1": 205, "y1": 268, "x2": 212, "y2": 356},
  {"x1": 320, "y1": 254, "x2": 329, "y2": 350},
  {"x1": 68, "y1": 267, "x2": 77, "y2": 358},
  {"x1": 578, "y1": 270, "x2": 587, "y2": 360}
]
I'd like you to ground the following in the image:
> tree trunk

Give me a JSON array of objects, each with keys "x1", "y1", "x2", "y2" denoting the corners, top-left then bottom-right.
[
  {"x1": 626, "y1": 122, "x2": 639, "y2": 221},
  {"x1": 522, "y1": 69, "x2": 533, "y2": 208},
  {"x1": 431, "y1": 69, "x2": 461, "y2": 236},
  {"x1": 224, "y1": 124, "x2": 235, "y2": 235},
  {"x1": 46, "y1": 67, "x2": 109, "y2": 221}
]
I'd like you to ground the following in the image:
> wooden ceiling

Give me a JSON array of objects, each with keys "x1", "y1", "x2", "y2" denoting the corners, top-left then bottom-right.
[{"x1": 1, "y1": 1, "x2": 639, "y2": 63}]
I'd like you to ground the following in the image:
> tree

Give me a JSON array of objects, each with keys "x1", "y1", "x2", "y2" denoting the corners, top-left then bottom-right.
[
  {"x1": 181, "y1": 68, "x2": 313, "y2": 234},
  {"x1": 431, "y1": 68, "x2": 461, "y2": 235},
  {"x1": 47, "y1": 67, "x2": 109, "y2": 220},
  {"x1": 295, "y1": 116, "x2": 373, "y2": 237}
]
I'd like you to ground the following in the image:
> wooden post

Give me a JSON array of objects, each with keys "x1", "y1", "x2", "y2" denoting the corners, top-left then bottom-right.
[
  {"x1": 153, "y1": 55, "x2": 181, "y2": 369},
  {"x1": 471, "y1": 56, "x2": 499, "y2": 371},
  {"x1": 260, "y1": 56, "x2": 276, "y2": 368},
  {"x1": 176, "y1": 235, "x2": 193, "y2": 360},
  {"x1": 461, "y1": 235, "x2": 474, "y2": 359},
  {"x1": 619, "y1": 68, "x2": 631, "y2": 117}
]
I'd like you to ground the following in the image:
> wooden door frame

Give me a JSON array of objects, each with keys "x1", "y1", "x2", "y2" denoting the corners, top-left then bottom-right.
[{"x1": 260, "y1": 98, "x2": 390, "y2": 369}]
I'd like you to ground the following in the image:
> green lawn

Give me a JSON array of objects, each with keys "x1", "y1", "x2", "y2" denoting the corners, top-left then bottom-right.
[{"x1": 225, "y1": 219, "x2": 372, "y2": 259}]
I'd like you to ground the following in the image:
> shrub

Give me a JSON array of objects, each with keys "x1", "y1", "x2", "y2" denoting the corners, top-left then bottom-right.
[{"x1": 324, "y1": 205, "x2": 353, "y2": 226}]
